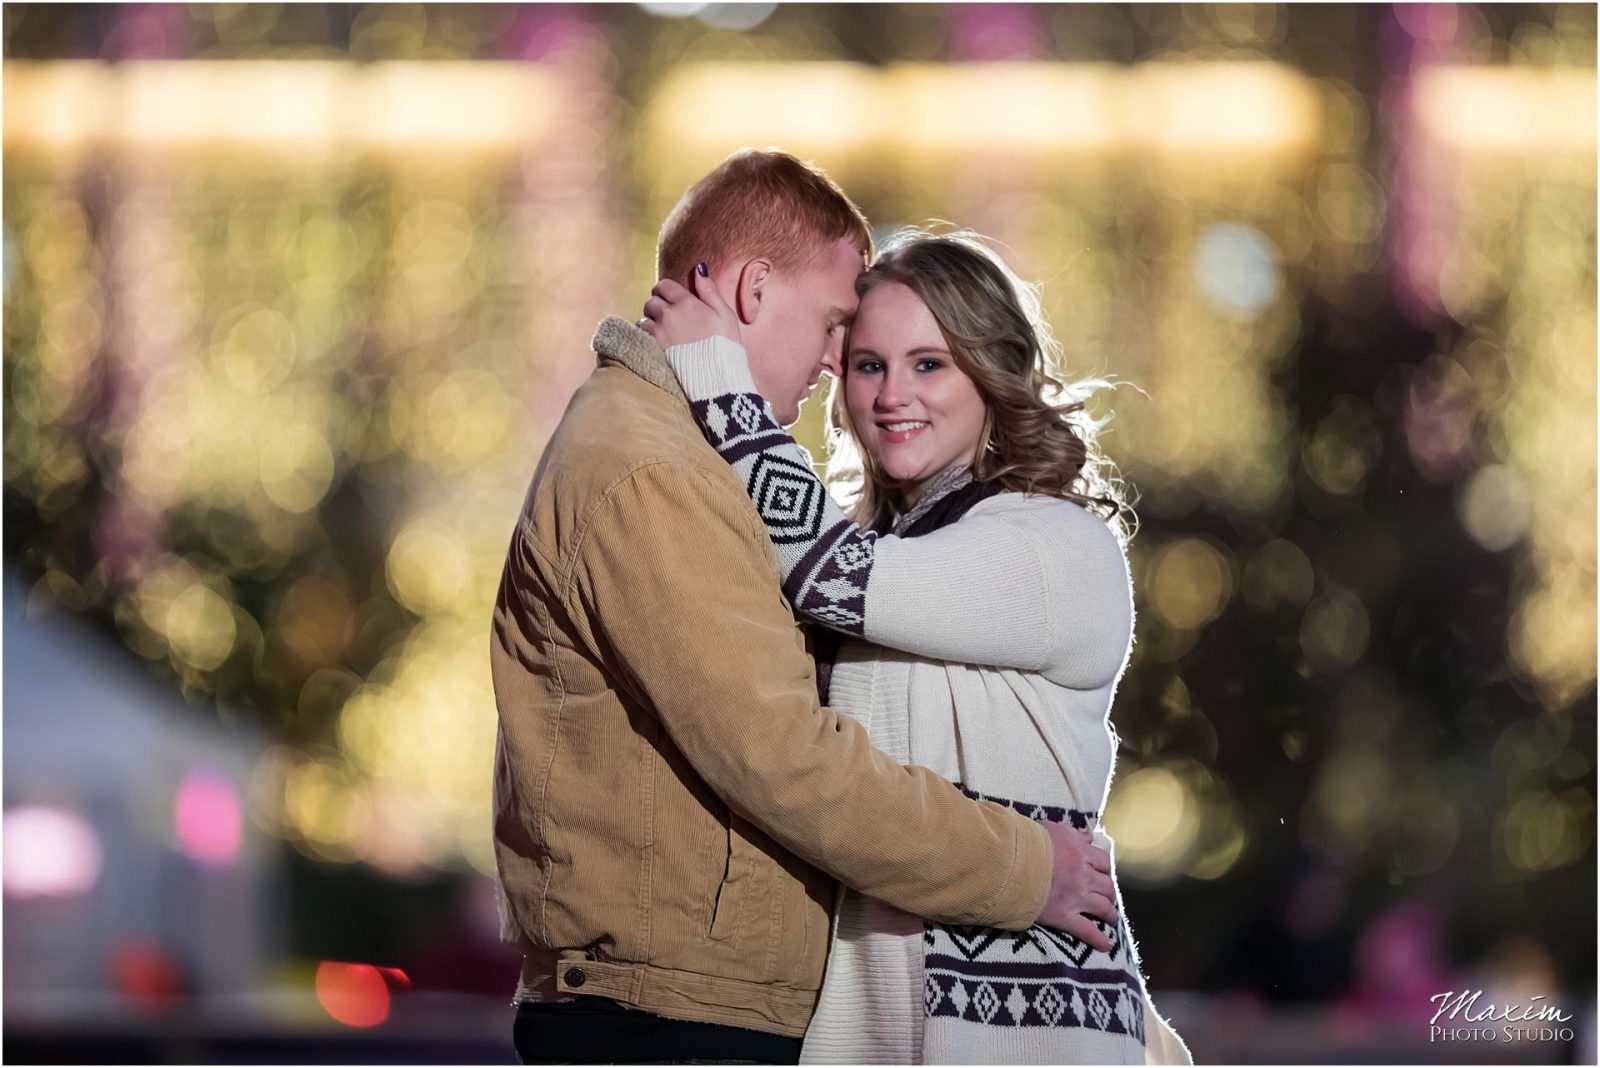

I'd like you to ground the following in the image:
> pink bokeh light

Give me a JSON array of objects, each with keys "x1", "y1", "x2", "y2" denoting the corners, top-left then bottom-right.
[{"x1": 174, "y1": 769, "x2": 243, "y2": 866}]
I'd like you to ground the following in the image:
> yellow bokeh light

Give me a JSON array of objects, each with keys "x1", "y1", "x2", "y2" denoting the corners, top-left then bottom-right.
[
  {"x1": 1187, "y1": 818, "x2": 1247, "y2": 881},
  {"x1": 314, "y1": 615, "x2": 500, "y2": 872},
  {"x1": 1302, "y1": 744, "x2": 1390, "y2": 863},
  {"x1": 385, "y1": 518, "x2": 469, "y2": 616},
  {"x1": 1498, "y1": 789, "x2": 1589, "y2": 873},
  {"x1": 1242, "y1": 538, "x2": 1315, "y2": 612},
  {"x1": 1299, "y1": 586, "x2": 1369, "y2": 671},
  {"x1": 424, "y1": 370, "x2": 516, "y2": 464},
  {"x1": 1, "y1": 61, "x2": 110, "y2": 152},
  {"x1": 219, "y1": 307, "x2": 298, "y2": 396},
  {"x1": 644, "y1": 60, "x2": 1318, "y2": 166},
  {"x1": 1457, "y1": 464, "x2": 1533, "y2": 551},
  {"x1": 1149, "y1": 537, "x2": 1233, "y2": 630},
  {"x1": 1104, "y1": 765, "x2": 1201, "y2": 882},
  {"x1": 260, "y1": 424, "x2": 337, "y2": 514},
  {"x1": 283, "y1": 757, "x2": 369, "y2": 858},
  {"x1": 393, "y1": 200, "x2": 476, "y2": 283},
  {"x1": 3, "y1": 62, "x2": 557, "y2": 154},
  {"x1": 1303, "y1": 397, "x2": 1381, "y2": 496},
  {"x1": 1509, "y1": 585, "x2": 1598, "y2": 708},
  {"x1": 165, "y1": 581, "x2": 239, "y2": 671},
  {"x1": 1414, "y1": 66, "x2": 1597, "y2": 154}
]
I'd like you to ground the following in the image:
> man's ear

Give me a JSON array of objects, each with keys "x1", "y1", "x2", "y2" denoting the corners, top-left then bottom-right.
[{"x1": 733, "y1": 258, "x2": 771, "y2": 326}]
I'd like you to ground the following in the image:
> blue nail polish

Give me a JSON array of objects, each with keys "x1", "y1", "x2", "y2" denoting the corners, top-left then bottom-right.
[{"x1": 696, "y1": 263, "x2": 708, "y2": 277}]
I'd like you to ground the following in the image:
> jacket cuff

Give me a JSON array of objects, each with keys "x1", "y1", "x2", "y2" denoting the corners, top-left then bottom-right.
[
  {"x1": 981, "y1": 813, "x2": 1054, "y2": 931},
  {"x1": 665, "y1": 336, "x2": 758, "y2": 401}
]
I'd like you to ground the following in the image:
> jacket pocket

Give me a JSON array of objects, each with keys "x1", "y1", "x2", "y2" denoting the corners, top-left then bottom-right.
[{"x1": 706, "y1": 809, "x2": 755, "y2": 946}]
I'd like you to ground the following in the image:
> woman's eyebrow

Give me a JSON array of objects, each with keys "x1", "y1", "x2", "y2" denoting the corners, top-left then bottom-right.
[{"x1": 846, "y1": 346, "x2": 951, "y2": 359}]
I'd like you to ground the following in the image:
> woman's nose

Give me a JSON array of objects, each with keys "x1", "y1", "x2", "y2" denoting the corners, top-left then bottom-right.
[{"x1": 874, "y1": 369, "x2": 910, "y2": 410}]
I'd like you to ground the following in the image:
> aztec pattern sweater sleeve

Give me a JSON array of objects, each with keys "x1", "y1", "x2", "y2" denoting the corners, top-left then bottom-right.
[{"x1": 667, "y1": 336, "x2": 1133, "y2": 689}]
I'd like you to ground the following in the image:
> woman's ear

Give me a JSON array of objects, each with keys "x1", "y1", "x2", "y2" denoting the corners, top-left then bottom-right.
[{"x1": 733, "y1": 258, "x2": 771, "y2": 326}]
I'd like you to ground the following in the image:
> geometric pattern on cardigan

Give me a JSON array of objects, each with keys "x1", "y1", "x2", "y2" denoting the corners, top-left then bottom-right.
[
  {"x1": 952, "y1": 781, "x2": 1097, "y2": 831},
  {"x1": 746, "y1": 452, "x2": 827, "y2": 544},
  {"x1": 690, "y1": 392, "x2": 876, "y2": 634},
  {"x1": 924, "y1": 783, "x2": 1145, "y2": 1041}
]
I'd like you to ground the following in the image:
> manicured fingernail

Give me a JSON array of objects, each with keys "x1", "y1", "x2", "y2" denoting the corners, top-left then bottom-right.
[{"x1": 696, "y1": 263, "x2": 708, "y2": 277}]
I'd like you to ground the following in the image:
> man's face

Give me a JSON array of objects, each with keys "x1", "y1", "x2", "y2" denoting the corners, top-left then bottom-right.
[{"x1": 742, "y1": 237, "x2": 864, "y2": 426}]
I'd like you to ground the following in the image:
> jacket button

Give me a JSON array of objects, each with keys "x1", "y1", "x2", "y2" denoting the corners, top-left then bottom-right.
[{"x1": 564, "y1": 967, "x2": 586, "y2": 988}]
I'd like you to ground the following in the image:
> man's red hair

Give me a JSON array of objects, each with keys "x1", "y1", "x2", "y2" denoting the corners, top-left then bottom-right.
[{"x1": 656, "y1": 148, "x2": 872, "y2": 284}]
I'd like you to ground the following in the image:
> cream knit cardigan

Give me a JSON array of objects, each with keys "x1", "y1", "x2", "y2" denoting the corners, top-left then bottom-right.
[{"x1": 667, "y1": 338, "x2": 1191, "y2": 1066}]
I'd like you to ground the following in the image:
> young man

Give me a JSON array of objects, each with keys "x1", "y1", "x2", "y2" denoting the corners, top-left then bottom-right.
[{"x1": 492, "y1": 149, "x2": 1117, "y2": 1065}]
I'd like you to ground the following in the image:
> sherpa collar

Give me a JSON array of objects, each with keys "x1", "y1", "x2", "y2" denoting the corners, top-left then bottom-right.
[{"x1": 591, "y1": 316, "x2": 687, "y2": 406}]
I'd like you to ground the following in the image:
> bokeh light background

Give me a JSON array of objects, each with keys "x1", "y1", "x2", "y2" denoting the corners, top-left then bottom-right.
[{"x1": 2, "y1": 3, "x2": 1594, "y2": 1063}]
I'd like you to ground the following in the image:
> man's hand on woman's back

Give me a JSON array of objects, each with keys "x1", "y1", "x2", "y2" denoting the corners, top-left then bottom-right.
[{"x1": 1038, "y1": 822, "x2": 1118, "y2": 951}]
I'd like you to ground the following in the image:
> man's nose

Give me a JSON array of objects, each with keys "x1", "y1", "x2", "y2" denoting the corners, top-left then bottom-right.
[{"x1": 820, "y1": 330, "x2": 846, "y2": 378}]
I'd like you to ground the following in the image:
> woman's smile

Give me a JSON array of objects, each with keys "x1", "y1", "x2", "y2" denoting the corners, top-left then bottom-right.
[{"x1": 877, "y1": 419, "x2": 930, "y2": 444}]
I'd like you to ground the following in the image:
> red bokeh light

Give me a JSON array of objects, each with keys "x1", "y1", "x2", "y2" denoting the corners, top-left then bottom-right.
[
  {"x1": 315, "y1": 961, "x2": 398, "y2": 1028},
  {"x1": 110, "y1": 940, "x2": 184, "y2": 1014}
]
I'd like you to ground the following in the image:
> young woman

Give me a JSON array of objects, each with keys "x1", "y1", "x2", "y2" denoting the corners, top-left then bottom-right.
[{"x1": 643, "y1": 232, "x2": 1190, "y2": 1065}]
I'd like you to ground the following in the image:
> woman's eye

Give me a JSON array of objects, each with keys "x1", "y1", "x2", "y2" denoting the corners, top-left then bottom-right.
[
  {"x1": 854, "y1": 360, "x2": 883, "y2": 374},
  {"x1": 916, "y1": 358, "x2": 944, "y2": 372}
]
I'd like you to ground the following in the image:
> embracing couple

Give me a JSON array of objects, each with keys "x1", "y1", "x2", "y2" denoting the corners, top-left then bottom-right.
[{"x1": 491, "y1": 149, "x2": 1191, "y2": 1066}]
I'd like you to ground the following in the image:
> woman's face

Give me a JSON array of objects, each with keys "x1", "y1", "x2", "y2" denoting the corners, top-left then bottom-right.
[{"x1": 843, "y1": 281, "x2": 988, "y2": 506}]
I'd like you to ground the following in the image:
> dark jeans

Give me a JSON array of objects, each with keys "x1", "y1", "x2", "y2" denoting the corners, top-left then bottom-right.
[{"x1": 513, "y1": 996, "x2": 801, "y2": 1065}]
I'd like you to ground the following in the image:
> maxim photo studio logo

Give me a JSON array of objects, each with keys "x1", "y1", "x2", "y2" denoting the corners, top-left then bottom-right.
[{"x1": 1429, "y1": 990, "x2": 1576, "y2": 1044}]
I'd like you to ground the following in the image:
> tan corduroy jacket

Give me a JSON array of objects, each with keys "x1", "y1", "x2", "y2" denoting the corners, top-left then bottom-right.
[{"x1": 490, "y1": 317, "x2": 1054, "y2": 1038}]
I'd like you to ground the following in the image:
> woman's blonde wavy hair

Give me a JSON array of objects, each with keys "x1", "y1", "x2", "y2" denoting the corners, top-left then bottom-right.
[{"x1": 824, "y1": 228, "x2": 1135, "y2": 541}]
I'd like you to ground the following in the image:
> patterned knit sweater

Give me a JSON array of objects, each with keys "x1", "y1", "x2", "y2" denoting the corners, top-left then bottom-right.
[{"x1": 665, "y1": 337, "x2": 1191, "y2": 1066}]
